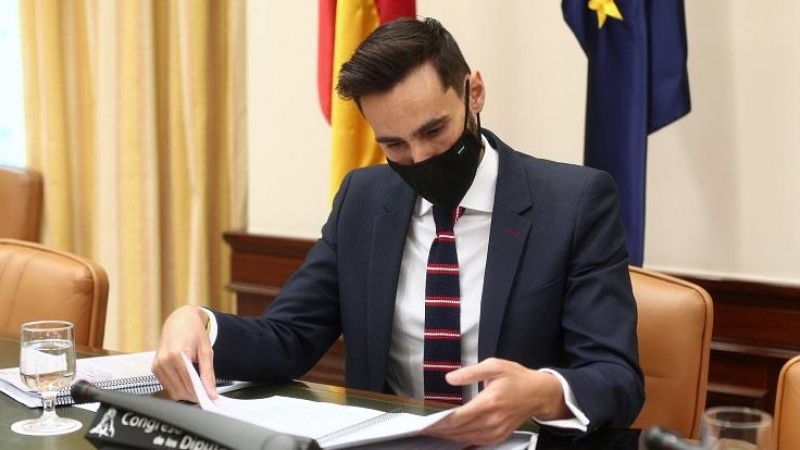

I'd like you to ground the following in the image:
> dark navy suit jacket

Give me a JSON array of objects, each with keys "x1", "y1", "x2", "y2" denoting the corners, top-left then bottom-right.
[{"x1": 212, "y1": 129, "x2": 644, "y2": 431}]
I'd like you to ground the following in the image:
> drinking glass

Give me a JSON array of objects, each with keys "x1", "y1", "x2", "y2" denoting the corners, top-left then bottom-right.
[
  {"x1": 700, "y1": 406, "x2": 773, "y2": 450},
  {"x1": 11, "y1": 320, "x2": 83, "y2": 436}
]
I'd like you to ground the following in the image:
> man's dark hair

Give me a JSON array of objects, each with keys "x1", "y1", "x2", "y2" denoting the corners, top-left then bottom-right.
[{"x1": 336, "y1": 17, "x2": 471, "y2": 106}]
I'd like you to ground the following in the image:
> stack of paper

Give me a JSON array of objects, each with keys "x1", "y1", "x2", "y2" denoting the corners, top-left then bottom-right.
[
  {"x1": 181, "y1": 355, "x2": 535, "y2": 449},
  {"x1": 0, "y1": 351, "x2": 159, "y2": 408}
]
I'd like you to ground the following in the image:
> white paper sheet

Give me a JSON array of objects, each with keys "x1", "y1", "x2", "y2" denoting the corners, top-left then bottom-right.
[{"x1": 180, "y1": 354, "x2": 535, "y2": 449}]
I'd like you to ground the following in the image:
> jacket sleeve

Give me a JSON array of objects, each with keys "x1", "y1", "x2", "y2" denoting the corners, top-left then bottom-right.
[
  {"x1": 552, "y1": 170, "x2": 645, "y2": 431},
  {"x1": 208, "y1": 172, "x2": 354, "y2": 382}
]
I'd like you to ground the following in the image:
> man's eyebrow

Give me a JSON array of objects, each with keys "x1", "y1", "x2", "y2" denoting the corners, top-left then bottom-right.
[
  {"x1": 375, "y1": 135, "x2": 401, "y2": 144},
  {"x1": 374, "y1": 115, "x2": 450, "y2": 144},
  {"x1": 414, "y1": 116, "x2": 449, "y2": 136}
]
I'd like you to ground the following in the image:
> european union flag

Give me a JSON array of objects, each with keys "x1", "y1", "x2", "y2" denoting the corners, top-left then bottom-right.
[{"x1": 563, "y1": 0, "x2": 691, "y2": 266}]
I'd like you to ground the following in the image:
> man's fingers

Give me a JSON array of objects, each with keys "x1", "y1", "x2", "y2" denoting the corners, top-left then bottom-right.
[
  {"x1": 153, "y1": 351, "x2": 198, "y2": 403},
  {"x1": 173, "y1": 351, "x2": 201, "y2": 403},
  {"x1": 424, "y1": 408, "x2": 511, "y2": 445},
  {"x1": 152, "y1": 305, "x2": 215, "y2": 403},
  {"x1": 425, "y1": 402, "x2": 483, "y2": 435},
  {"x1": 197, "y1": 345, "x2": 218, "y2": 400},
  {"x1": 446, "y1": 358, "x2": 507, "y2": 386},
  {"x1": 425, "y1": 399, "x2": 519, "y2": 445},
  {"x1": 431, "y1": 426, "x2": 513, "y2": 446}
]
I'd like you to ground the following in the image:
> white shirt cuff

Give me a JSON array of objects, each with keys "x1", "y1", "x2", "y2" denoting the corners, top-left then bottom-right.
[
  {"x1": 199, "y1": 307, "x2": 218, "y2": 346},
  {"x1": 534, "y1": 368, "x2": 589, "y2": 432}
]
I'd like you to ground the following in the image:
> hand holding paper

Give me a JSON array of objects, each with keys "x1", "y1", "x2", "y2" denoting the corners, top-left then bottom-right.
[
  {"x1": 178, "y1": 354, "x2": 532, "y2": 449},
  {"x1": 424, "y1": 358, "x2": 546, "y2": 447},
  {"x1": 151, "y1": 305, "x2": 218, "y2": 402}
]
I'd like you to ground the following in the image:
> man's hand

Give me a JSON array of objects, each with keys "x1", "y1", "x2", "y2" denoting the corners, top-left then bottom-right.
[
  {"x1": 151, "y1": 305, "x2": 217, "y2": 403},
  {"x1": 423, "y1": 358, "x2": 570, "y2": 446}
]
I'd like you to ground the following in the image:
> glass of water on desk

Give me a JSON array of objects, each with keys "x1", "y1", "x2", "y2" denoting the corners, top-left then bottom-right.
[
  {"x1": 11, "y1": 320, "x2": 82, "y2": 436},
  {"x1": 700, "y1": 406, "x2": 773, "y2": 450}
]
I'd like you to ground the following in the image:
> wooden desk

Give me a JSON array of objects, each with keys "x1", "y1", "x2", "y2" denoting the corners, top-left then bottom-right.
[{"x1": 0, "y1": 335, "x2": 641, "y2": 449}]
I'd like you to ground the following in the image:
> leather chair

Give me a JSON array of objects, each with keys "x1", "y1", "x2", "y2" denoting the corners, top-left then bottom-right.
[
  {"x1": 0, "y1": 239, "x2": 109, "y2": 348},
  {"x1": 774, "y1": 355, "x2": 800, "y2": 450},
  {"x1": 0, "y1": 165, "x2": 43, "y2": 241},
  {"x1": 629, "y1": 266, "x2": 714, "y2": 439}
]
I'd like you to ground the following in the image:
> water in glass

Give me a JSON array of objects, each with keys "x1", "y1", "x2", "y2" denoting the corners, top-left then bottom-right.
[{"x1": 11, "y1": 320, "x2": 83, "y2": 436}]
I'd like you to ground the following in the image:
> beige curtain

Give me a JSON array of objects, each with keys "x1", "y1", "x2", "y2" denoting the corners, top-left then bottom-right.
[{"x1": 20, "y1": 0, "x2": 247, "y2": 352}]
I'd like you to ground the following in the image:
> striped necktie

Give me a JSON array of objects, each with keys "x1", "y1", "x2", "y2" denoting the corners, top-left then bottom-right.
[{"x1": 423, "y1": 205, "x2": 465, "y2": 404}]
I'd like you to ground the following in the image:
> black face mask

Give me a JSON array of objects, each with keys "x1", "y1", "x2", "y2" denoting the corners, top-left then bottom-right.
[{"x1": 387, "y1": 81, "x2": 482, "y2": 212}]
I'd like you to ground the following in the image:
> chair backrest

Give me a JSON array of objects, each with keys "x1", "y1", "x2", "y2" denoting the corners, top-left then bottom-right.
[
  {"x1": 774, "y1": 355, "x2": 800, "y2": 450},
  {"x1": 0, "y1": 239, "x2": 109, "y2": 348},
  {"x1": 629, "y1": 266, "x2": 714, "y2": 439},
  {"x1": 0, "y1": 165, "x2": 43, "y2": 241}
]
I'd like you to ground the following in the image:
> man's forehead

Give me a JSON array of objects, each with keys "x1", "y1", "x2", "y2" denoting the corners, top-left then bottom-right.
[
  {"x1": 376, "y1": 63, "x2": 452, "y2": 100},
  {"x1": 364, "y1": 93, "x2": 459, "y2": 138}
]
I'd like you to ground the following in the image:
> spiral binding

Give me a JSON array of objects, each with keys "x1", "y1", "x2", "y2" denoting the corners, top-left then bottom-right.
[
  {"x1": 40, "y1": 375, "x2": 232, "y2": 407},
  {"x1": 316, "y1": 409, "x2": 401, "y2": 447}
]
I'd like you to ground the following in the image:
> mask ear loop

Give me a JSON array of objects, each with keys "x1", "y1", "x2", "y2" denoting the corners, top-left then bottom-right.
[
  {"x1": 463, "y1": 79, "x2": 470, "y2": 130},
  {"x1": 464, "y1": 78, "x2": 482, "y2": 137}
]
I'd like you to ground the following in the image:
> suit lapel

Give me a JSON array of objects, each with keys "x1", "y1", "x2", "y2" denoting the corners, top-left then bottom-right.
[
  {"x1": 362, "y1": 131, "x2": 533, "y2": 385},
  {"x1": 478, "y1": 134, "x2": 533, "y2": 361},
  {"x1": 366, "y1": 179, "x2": 415, "y2": 390}
]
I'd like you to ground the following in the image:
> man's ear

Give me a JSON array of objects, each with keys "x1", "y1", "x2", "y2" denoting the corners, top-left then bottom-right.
[{"x1": 469, "y1": 71, "x2": 486, "y2": 114}]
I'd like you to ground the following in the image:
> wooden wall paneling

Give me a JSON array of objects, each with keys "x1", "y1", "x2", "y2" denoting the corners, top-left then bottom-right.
[
  {"x1": 679, "y1": 275, "x2": 800, "y2": 411},
  {"x1": 223, "y1": 231, "x2": 345, "y2": 386}
]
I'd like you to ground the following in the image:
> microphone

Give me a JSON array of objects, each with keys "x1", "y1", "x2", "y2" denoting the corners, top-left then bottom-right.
[
  {"x1": 642, "y1": 426, "x2": 703, "y2": 450},
  {"x1": 72, "y1": 380, "x2": 320, "y2": 450}
]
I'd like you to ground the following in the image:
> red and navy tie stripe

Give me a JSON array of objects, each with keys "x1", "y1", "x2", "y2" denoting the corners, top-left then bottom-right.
[{"x1": 424, "y1": 206, "x2": 465, "y2": 404}]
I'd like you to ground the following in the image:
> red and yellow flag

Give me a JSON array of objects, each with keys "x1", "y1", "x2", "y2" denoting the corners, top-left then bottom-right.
[{"x1": 318, "y1": 0, "x2": 415, "y2": 199}]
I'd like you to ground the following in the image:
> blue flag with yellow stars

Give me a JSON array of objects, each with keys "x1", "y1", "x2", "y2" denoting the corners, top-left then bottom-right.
[{"x1": 563, "y1": 0, "x2": 691, "y2": 266}]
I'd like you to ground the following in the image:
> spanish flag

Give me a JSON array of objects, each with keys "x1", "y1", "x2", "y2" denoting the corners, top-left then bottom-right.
[{"x1": 318, "y1": 0, "x2": 415, "y2": 200}]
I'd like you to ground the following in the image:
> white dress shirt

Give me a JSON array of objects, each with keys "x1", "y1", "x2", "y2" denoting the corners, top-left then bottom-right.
[
  {"x1": 385, "y1": 135, "x2": 497, "y2": 401},
  {"x1": 385, "y1": 135, "x2": 588, "y2": 430}
]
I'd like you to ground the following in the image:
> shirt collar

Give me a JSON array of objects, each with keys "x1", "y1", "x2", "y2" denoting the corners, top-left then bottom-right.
[{"x1": 415, "y1": 133, "x2": 498, "y2": 217}]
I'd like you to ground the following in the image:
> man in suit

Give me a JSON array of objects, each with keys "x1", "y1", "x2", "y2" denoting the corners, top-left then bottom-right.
[{"x1": 153, "y1": 17, "x2": 643, "y2": 445}]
